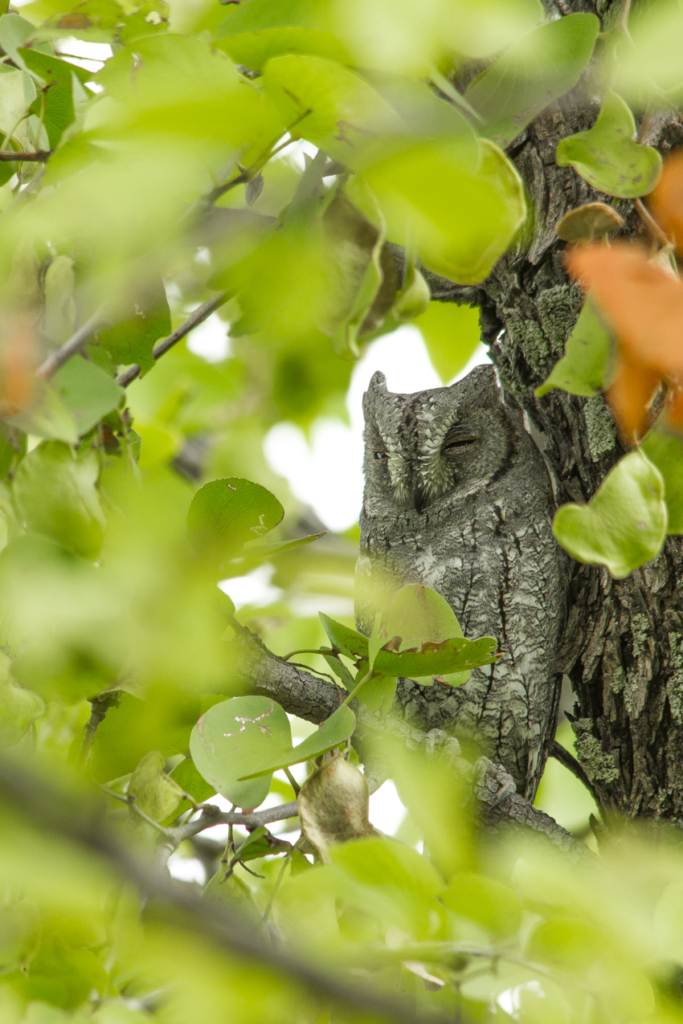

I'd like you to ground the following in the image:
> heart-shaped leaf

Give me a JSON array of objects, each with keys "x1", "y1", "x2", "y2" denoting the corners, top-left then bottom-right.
[
  {"x1": 556, "y1": 92, "x2": 662, "y2": 199},
  {"x1": 298, "y1": 754, "x2": 378, "y2": 863},
  {"x1": 466, "y1": 13, "x2": 600, "y2": 149},
  {"x1": 238, "y1": 705, "x2": 356, "y2": 779},
  {"x1": 187, "y1": 478, "x2": 284, "y2": 564},
  {"x1": 319, "y1": 613, "x2": 369, "y2": 661},
  {"x1": 536, "y1": 295, "x2": 614, "y2": 398},
  {"x1": 190, "y1": 696, "x2": 292, "y2": 810},
  {"x1": 641, "y1": 429, "x2": 683, "y2": 535},
  {"x1": 552, "y1": 448, "x2": 667, "y2": 578}
]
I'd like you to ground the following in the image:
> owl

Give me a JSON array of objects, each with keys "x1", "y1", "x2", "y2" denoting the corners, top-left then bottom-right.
[{"x1": 356, "y1": 365, "x2": 567, "y2": 801}]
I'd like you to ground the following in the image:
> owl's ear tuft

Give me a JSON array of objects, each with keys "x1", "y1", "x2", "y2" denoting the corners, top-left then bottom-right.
[{"x1": 368, "y1": 371, "x2": 388, "y2": 393}]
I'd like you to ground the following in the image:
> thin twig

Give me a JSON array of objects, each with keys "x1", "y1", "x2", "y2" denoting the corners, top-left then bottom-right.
[
  {"x1": 115, "y1": 291, "x2": 228, "y2": 387},
  {"x1": 77, "y1": 693, "x2": 120, "y2": 768},
  {"x1": 0, "y1": 150, "x2": 51, "y2": 162},
  {"x1": 0, "y1": 756, "x2": 449, "y2": 1024},
  {"x1": 172, "y1": 800, "x2": 299, "y2": 845},
  {"x1": 36, "y1": 306, "x2": 109, "y2": 380},
  {"x1": 550, "y1": 740, "x2": 598, "y2": 801},
  {"x1": 634, "y1": 197, "x2": 673, "y2": 249},
  {"x1": 283, "y1": 767, "x2": 300, "y2": 797}
]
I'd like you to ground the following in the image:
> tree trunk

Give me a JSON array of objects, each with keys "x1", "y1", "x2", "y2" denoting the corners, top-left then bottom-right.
[{"x1": 426, "y1": 0, "x2": 683, "y2": 821}]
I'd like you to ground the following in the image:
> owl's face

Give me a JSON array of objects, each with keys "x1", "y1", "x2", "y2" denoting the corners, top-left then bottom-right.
[{"x1": 362, "y1": 365, "x2": 512, "y2": 517}]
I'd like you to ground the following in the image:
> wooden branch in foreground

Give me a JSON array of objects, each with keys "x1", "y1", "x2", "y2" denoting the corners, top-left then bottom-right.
[
  {"x1": 0, "y1": 150, "x2": 51, "y2": 161},
  {"x1": 0, "y1": 755, "x2": 451, "y2": 1024},
  {"x1": 237, "y1": 631, "x2": 592, "y2": 862}
]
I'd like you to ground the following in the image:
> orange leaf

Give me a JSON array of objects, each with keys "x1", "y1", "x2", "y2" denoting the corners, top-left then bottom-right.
[
  {"x1": 566, "y1": 243, "x2": 683, "y2": 378},
  {"x1": 648, "y1": 151, "x2": 683, "y2": 254},
  {"x1": 0, "y1": 313, "x2": 36, "y2": 414},
  {"x1": 606, "y1": 351, "x2": 661, "y2": 441},
  {"x1": 668, "y1": 385, "x2": 683, "y2": 432}
]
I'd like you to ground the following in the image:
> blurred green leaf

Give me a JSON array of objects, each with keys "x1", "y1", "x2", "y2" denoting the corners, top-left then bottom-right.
[
  {"x1": 640, "y1": 428, "x2": 683, "y2": 535},
  {"x1": 169, "y1": 755, "x2": 216, "y2": 804},
  {"x1": 0, "y1": 649, "x2": 45, "y2": 745},
  {"x1": 536, "y1": 295, "x2": 613, "y2": 398},
  {"x1": 556, "y1": 92, "x2": 662, "y2": 199},
  {"x1": 364, "y1": 138, "x2": 526, "y2": 284},
  {"x1": 187, "y1": 477, "x2": 284, "y2": 565},
  {"x1": 204, "y1": 868, "x2": 261, "y2": 920},
  {"x1": 5, "y1": 379, "x2": 78, "y2": 446},
  {"x1": 442, "y1": 872, "x2": 522, "y2": 937},
  {"x1": 391, "y1": 262, "x2": 430, "y2": 322},
  {"x1": 96, "y1": 280, "x2": 171, "y2": 375},
  {"x1": 262, "y1": 54, "x2": 401, "y2": 169},
  {"x1": 239, "y1": 705, "x2": 356, "y2": 778},
  {"x1": 216, "y1": 0, "x2": 349, "y2": 69},
  {"x1": 127, "y1": 749, "x2": 185, "y2": 822},
  {"x1": 13, "y1": 442, "x2": 104, "y2": 559},
  {"x1": 190, "y1": 695, "x2": 292, "y2": 809},
  {"x1": 53, "y1": 355, "x2": 124, "y2": 436},
  {"x1": 466, "y1": 13, "x2": 600, "y2": 148},
  {"x1": 415, "y1": 301, "x2": 481, "y2": 384},
  {"x1": 553, "y1": 448, "x2": 667, "y2": 577},
  {"x1": 0, "y1": 899, "x2": 41, "y2": 973}
]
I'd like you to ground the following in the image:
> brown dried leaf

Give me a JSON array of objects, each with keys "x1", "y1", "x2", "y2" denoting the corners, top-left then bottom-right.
[
  {"x1": 555, "y1": 202, "x2": 624, "y2": 243},
  {"x1": 648, "y1": 151, "x2": 683, "y2": 254},
  {"x1": 298, "y1": 754, "x2": 379, "y2": 863}
]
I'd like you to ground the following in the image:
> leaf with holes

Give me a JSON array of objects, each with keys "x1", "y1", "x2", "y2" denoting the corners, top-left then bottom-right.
[
  {"x1": 238, "y1": 705, "x2": 356, "y2": 779},
  {"x1": 187, "y1": 478, "x2": 284, "y2": 565},
  {"x1": 190, "y1": 696, "x2": 292, "y2": 810}
]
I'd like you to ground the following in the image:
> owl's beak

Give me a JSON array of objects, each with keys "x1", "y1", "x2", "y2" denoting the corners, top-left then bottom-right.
[{"x1": 411, "y1": 472, "x2": 430, "y2": 514}]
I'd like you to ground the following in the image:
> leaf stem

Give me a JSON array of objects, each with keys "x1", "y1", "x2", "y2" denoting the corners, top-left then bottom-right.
[
  {"x1": 342, "y1": 669, "x2": 375, "y2": 707},
  {"x1": 283, "y1": 767, "x2": 300, "y2": 796}
]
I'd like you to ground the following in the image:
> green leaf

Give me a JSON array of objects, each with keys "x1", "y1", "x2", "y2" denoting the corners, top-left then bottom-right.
[
  {"x1": 374, "y1": 636, "x2": 498, "y2": 679},
  {"x1": 319, "y1": 612, "x2": 369, "y2": 661},
  {"x1": 363, "y1": 138, "x2": 526, "y2": 284},
  {"x1": 216, "y1": 0, "x2": 349, "y2": 71},
  {"x1": 204, "y1": 869, "x2": 260, "y2": 920},
  {"x1": 187, "y1": 478, "x2": 284, "y2": 564},
  {"x1": 238, "y1": 705, "x2": 356, "y2": 779},
  {"x1": 0, "y1": 899, "x2": 41, "y2": 973},
  {"x1": 442, "y1": 871, "x2": 522, "y2": 937},
  {"x1": 391, "y1": 262, "x2": 431, "y2": 322},
  {"x1": 190, "y1": 696, "x2": 292, "y2": 810},
  {"x1": 0, "y1": 67, "x2": 36, "y2": 151},
  {"x1": 466, "y1": 13, "x2": 600, "y2": 149},
  {"x1": 415, "y1": 301, "x2": 482, "y2": 384},
  {"x1": 553, "y1": 449, "x2": 667, "y2": 578},
  {"x1": 96, "y1": 280, "x2": 171, "y2": 375},
  {"x1": 4, "y1": 378, "x2": 78, "y2": 446},
  {"x1": 355, "y1": 669, "x2": 397, "y2": 715},
  {"x1": 12, "y1": 441, "x2": 104, "y2": 559},
  {"x1": 556, "y1": 92, "x2": 662, "y2": 199},
  {"x1": 261, "y1": 54, "x2": 401, "y2": 169},
  {"x1": 43, "y1": 255, "x2": 76, "y2": 345},
  {"x1": 0, "y1": 15, "x2": 34, "y2": 72},
  {"x1": 169, "y1": 756, "x2": 214, "y2": 800},
  {"x1": 640, "y1": 429, "x2": 683, "y2": 535},
  {"x1": 536, "y1": 296, "x2": 613, "y2": 398},
  {"x1": 0, "y1": 649, "x2": 44, "y2": 745},
  {"x1": 321, "y1": 652, "x2": 356, "y2": 691},
  {"x1": 330, "y1": 834, "x2": 444, "y2": 899},
  {"x1": 20, "y1": 48, "x2": 75, "y2": 148},
  {"x1": 53, "y1": 356, "x2": 124, "y2": 436},
  {"x1": 128, "y1": 750, "x2": 185, "y2": 823}
]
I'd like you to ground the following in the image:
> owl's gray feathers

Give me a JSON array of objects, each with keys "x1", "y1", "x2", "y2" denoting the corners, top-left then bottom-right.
[{"x1": 357, "y1": 365, "x2": 567, "y2": 800}]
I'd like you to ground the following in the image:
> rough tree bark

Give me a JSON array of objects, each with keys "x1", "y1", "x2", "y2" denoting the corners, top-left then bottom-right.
[
  {"x1": 244, "y1": 0, "x2": 683, "y2": 837},
  {"x1": 429, "y1": 0, "x2": 683, "y2": 822}
]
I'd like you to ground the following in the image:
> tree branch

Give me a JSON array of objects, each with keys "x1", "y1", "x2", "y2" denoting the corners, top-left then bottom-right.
[
  {"x1": 0, "y1": 150, "x2": 51, "y2": 162},
  {"x1": 171, "y1": 800, "x2": 299, "y2": 845},
  {"x1": 550, "y1": 739, "x2": 598, "y2": 802},
  {"x1": 35, "y1": 307, "x2": 109, "y2": 380},
  {"x1": 115, "y1": 291, "x2": 228, "y2": 387},
  {"x1": 236, "y1": 633, "x2": 592, "y2": 861},
  {"x1": 0, "y1": 755, "x2": 451, "y2": 1024}
]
